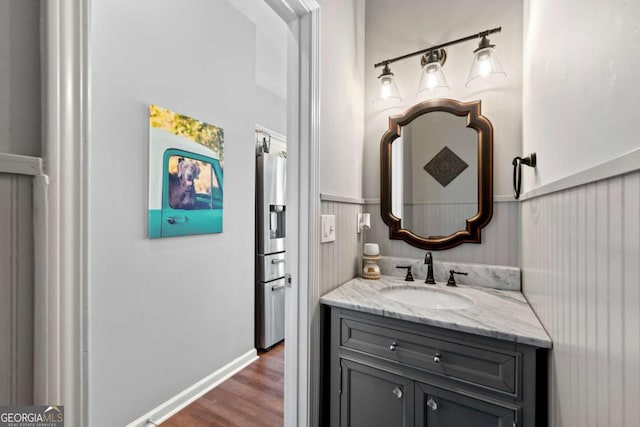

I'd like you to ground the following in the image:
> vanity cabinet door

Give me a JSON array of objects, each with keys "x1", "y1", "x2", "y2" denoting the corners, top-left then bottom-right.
[
  {"x1": 415, "y1": 382, "x2": 518, "y2": 427},
  {"x1": 340, "y1": 359, "x2": 414, "y2": 427}
]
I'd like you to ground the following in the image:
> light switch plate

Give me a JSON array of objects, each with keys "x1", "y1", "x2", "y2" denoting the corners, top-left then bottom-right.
[{"x1": 321, "y1": 215, "x2": 336, "y2": 243}]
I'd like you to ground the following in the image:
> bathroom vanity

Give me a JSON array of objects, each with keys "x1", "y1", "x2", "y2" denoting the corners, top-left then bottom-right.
[{"x1": 320, "y1": 276, "x2": 551, "y2": 427}]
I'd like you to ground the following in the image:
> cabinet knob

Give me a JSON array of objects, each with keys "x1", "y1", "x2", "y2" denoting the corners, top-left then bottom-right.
[
  {"x1": 433, "y1": 352, "x2": 441, "y2": 363},
  {"x1": 392, "y1": 386, "x2": 403, "y2": 399},
  {"x1": 389, "y1": 342, "x2": 398, "y2": 352},
  {"x1": 426, "y1": 398, "x2": 438, "y2": 411}
]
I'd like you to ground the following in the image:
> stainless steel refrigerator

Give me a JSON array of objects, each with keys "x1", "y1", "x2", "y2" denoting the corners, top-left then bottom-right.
[{"x1": 256, "y1": 153, "x2": 286, "y2": 350}]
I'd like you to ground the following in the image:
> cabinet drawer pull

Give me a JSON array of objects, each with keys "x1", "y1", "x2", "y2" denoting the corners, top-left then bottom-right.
[
  {"x1": 389, "y1": 342, "x2": 398, "y2": 351},
  {"x1": 433, "y1": 352, "x2": 441, "y2": 363},
  {"x1": 426, "y1": 398, "x2": 438, "y2": 411},
  {"x1": 392, "y1": 386, "x2": 403, "y2": 399}
]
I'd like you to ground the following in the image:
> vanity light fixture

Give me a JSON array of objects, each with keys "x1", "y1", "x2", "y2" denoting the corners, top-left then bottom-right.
[{"x1": 375, "y1": 27, "x2": 504, "y2": 101}]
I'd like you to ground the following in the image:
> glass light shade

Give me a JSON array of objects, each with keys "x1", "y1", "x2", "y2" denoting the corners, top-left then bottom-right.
[
  {"x1": 466, "y1": 47, "x2": 506, "y2": 87},
  {"x1": 417, "y1": 61, "x2": 449, "y2": 96},
  {"x1": 375, "y1": 73, "x2": 402, "y2": 104}
]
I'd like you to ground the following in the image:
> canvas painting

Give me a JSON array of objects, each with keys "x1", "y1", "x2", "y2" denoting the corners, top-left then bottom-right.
[{"x1": 148, "y1": 105, "x2": 224, "y2": 238}]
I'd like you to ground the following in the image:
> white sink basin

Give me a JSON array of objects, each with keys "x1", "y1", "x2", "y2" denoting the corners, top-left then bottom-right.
[{"x1": 381, "y1": 286, "x2": 473, "y2": 310}]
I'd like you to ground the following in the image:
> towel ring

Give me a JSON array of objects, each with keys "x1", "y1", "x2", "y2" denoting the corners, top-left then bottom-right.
[{"x1": 512, "y1": 153, "x2": 536, "y2": 199}]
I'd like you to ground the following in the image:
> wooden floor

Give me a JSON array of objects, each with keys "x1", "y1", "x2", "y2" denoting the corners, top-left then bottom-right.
[{"x1": 163, "y1": 342, "x2": 284, "y2": 427}]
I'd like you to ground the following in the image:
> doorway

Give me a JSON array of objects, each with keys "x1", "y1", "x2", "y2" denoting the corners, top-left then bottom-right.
[
  {"x1": 40, "y1": 0, "x2": 321, "y2": 425},
  {"x1": 251, "y1": 2, "x2": 322, "y2": 425}
]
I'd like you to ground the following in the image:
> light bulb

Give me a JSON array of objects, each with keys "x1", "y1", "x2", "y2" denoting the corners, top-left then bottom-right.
[
  {"x1": 381, "y1": 81, "x2": 392, "y2": 99},
  {"x1": 427, "y1": 72, "x2": 437, "y2": 89},
  {"x1": 478, "y1": 52, "x2": 491, "y2": 77},
  {"x1": 425, "y1": 64, "x2": 438, "y2": 89}
]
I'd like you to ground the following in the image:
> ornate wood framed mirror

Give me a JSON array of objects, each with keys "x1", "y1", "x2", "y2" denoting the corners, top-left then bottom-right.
[{"x1": 380, "y1": 98, "x2": 493, "y2": 250}]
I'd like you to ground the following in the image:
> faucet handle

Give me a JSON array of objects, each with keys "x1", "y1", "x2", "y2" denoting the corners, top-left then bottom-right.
[
  {"x1": 447, "y1": 270, "x2": 468, "y2": 287},
  {"x1": 396, "y1": 266, "x2": 414, "y2": 282}
]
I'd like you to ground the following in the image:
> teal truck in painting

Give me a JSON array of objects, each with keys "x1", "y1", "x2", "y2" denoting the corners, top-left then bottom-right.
[{"x1": 148, "y1": 127, "x2": 223, "y2": 238}]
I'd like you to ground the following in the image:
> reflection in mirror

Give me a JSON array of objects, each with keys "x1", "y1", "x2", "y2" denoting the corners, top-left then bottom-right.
[
  {"x1": 391, "y1": 112, "x2": 478, "y2": 238},
  {"x1": 380, "y1": 99, "x2": 493, "y2": 250}
]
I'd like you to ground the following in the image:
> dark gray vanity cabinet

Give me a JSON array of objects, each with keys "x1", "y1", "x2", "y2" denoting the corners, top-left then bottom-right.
[
  {"x1": 415, "y1": 383, "x2": 517, "y2": 427},
  {"x1": 324, "y1": 307, "x2": 547, "y2": 427},
  {"x1": 340, "y1": 359, "x2": 414, "y2": 427}
]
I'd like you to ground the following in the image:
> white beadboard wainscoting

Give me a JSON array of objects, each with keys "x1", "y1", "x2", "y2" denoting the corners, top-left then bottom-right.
[
  {"x1": 365, "y1": 200, "x2": 520, "y2": 266},
  {"x1": 319, "y1": 200, "x2": 363, "y2": 295},
  {"x1": 0, "y1": 173, "x2": 34, "y2": 404},
  {"x1": 522, "y1": 170, "x2": 640, "y2": 427}
]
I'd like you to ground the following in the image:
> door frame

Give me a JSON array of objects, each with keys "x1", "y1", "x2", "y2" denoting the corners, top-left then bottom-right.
[
  {"x1": 264, "y1": 1, "x2": 321, "y2": 425},
  {"x1": 40, "y1": 0, "x2": 321, "y2": 426},
  {"x1": 38, "y1": 1, "x2": 89, "y2": 426}
]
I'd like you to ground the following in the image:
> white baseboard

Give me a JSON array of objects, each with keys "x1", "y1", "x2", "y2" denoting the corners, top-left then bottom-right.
[{"x1": 126, "y1": 348, "x2": 259, "y2": 427}]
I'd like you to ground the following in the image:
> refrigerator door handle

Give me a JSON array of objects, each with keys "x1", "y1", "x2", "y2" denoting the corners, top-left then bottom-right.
[
  {"x1": 271, "y1": 259, "x2": 285, "y2": 265},
  {"x1": 272, "y1": 283, "x2": 286, "y2": 291}
]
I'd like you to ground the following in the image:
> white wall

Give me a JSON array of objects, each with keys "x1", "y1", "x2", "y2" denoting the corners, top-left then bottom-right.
[
  {"x1": 522, "y1": 1, "x2": 640, "y2": 425},
  {"x1": 0, "y1": 0, "x2": 41, "y2": 157},
  {"x1": 364, "y1": 0, "x2": 523, "y2": 199},
  {"x1": 522, "y1": 0, "x2": 640, "y2": 191},
  {"x1": 230, "y1": 0, "x2": 288, "y2": 135},
  {"x1": 255, "y1": 87, "x2": 287, "y2": 136},
  {"x1": 89, "y1": 1, "x2": 256, "y2": 425},
  {"x1": 319, "y1": 0, "x2": 366, "y2": 200}
]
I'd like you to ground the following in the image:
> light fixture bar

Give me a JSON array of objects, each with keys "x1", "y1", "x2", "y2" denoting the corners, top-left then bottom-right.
[{"x1": 374, "y1": 27, "x2": 502, "y2": 68}]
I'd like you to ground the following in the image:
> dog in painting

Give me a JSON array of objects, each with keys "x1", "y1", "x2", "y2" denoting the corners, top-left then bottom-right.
[{"x1": 169, "y1": 158, "x2": 200, "y2": 209}]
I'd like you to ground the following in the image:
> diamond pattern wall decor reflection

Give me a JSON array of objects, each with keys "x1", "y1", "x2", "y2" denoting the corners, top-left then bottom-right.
[{"x1": 424, "y1": 146, "x2": 468, "y2": 187}]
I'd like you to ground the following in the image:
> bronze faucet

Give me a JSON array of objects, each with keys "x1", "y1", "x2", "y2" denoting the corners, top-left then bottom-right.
[{"x1": 424, "y1": 252, "x2": 436, "y2": 284}]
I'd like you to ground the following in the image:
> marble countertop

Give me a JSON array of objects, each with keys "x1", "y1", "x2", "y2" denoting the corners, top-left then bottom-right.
[{"x1": 320, "y1": 276, "x2": 552, "y2": 348}]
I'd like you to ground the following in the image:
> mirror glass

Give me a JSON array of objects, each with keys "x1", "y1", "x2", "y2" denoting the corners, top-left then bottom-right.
[{"x1": 391, "y1": 112, "x2": 478, "y2": 238}]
